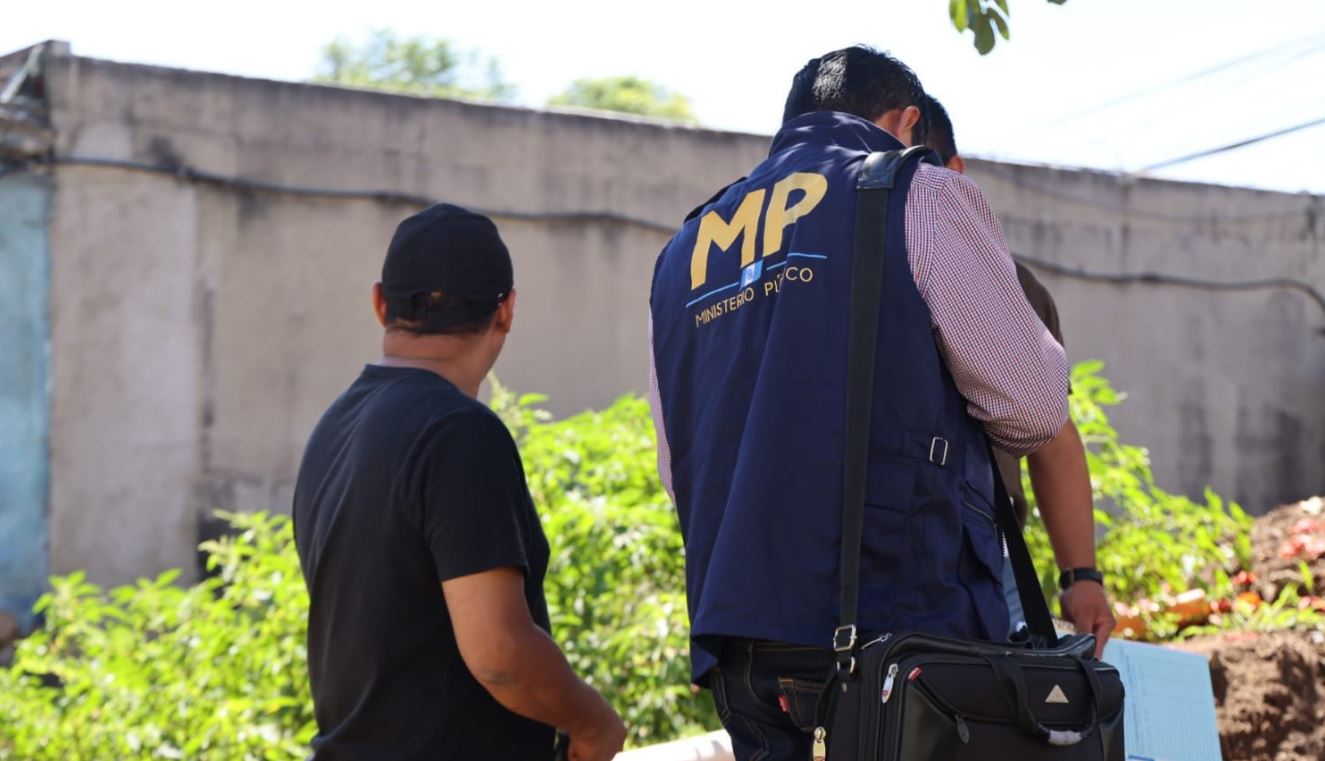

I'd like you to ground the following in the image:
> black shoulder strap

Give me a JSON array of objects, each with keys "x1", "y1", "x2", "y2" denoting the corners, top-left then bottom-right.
[
  {"x1": 992, "y1": 456, "x2": 1058, "y2": 644},
  {"x1": 836, "y1": 147, "x2": 1056, "y2": 671}
]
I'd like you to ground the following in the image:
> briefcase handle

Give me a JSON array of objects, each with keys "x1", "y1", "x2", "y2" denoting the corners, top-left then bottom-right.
[{"x1": 983, "y1": 654, "x2": 1106, "y2": 746}]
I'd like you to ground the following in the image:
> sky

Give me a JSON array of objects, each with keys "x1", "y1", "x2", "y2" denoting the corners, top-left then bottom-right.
[{"x1": 7, "y1": 0, "x2": 1325, "y2": 194}]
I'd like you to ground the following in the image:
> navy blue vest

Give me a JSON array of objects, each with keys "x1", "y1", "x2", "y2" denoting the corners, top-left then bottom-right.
[{"x1": 650, "y1": 112, "x2": 1009, "y2": 681}]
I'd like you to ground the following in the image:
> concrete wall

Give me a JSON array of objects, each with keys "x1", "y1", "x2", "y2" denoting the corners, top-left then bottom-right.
[
  {"x1": 0, "y1": 172, "x2": 50, "y2": 619},
  {"x1": 966, "y1": 160, "x2": 1325, "y2": 518},
  {"x1": 41, "y1": 54, "x2": 769, "y2": 586},
  {"x1": 35, "y1": 53, "x2": 1324, "y2": 586}
]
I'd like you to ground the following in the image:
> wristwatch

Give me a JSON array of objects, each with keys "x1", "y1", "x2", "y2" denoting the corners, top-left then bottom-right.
[{"x1": 1058, "y1": 567, "x2": 1104, "y2": 591}]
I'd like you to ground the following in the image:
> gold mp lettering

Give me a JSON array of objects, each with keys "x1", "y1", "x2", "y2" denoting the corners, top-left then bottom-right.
[
  {"x1": 688, "y1": 173, "x2": 828, "y2": 290},
  {"x1": 690, "y1": 190, "x2": 765, "y2": 290},
  {"x1": 763, "y1": 173, "x2": 828, "y2": 259}
]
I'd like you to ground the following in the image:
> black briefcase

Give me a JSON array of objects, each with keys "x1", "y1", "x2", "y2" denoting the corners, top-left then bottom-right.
[
  {"x1": 813, "y1": 147, "x2": 1125, "y2": 761},
  {"x1": 817, "y1": 631, "x2": 1124, "y2": 760}
]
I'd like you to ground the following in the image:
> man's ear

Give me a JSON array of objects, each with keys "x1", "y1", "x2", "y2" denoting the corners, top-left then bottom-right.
[
  {"x1": 372, "y1": 282, "x2": 388, "y2": 327},
  {"x1": 899, "y1": 105, "x2": 921, "y2": 139},
  {"x1": 493, "y1": 289, "x2": 517, "y2": 334},
  {"x1": 875, "y1": 106, "x2": 923, "y2": 147}
]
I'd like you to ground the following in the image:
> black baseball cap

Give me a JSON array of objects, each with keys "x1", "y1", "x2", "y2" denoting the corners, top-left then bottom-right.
[{"x1": 381, "y1": 203, "x2": 514, "y2": 331}]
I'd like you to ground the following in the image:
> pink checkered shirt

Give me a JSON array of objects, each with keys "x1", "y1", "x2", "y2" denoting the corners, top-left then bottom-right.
[{"x1": 650, "y1": 163, "x2": 1069, "y2": 498}]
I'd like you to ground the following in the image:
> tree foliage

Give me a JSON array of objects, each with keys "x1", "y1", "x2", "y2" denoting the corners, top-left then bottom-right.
[
  {"x1": 548, "y1": 76, "x2": 698, "y2": 124},
  {"x1": 949, "y1": 0, "x2": 1069, "y2": 55},
  {"x1": 313, "y1": 29, "x2": 514, "y2": 101}
]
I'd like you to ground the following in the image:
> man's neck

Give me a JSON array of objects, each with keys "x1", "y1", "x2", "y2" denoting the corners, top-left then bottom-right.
[{"x1": 377, "y1": 353, "x2": 483, "y2": 398}]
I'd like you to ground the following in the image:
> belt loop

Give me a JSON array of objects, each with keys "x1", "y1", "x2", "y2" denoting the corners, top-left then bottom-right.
[{"x1": 929, "y1": 437, "x2": 949, "y2": 466}]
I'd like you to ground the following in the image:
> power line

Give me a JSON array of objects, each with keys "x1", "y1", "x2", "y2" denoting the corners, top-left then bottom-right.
[
  {"x1": 1015, "y1": 253, "x2": 1325, "y2": 332},
  {"x1": 8, "y1": 155, "x2": 1322, "y2": 332},
  {"x1": 39, "y1": 155, "x2": 680, "y2": 235},
  {"x1": 974, "y1": 163, "x2": 1321, "y2": 223},
  {"x1": 1041, "y1": 34, "x2": 1325, "y2": 128},
  {"x1": 1139, "y1": 114, "x2": 1325, "y2": 173}
]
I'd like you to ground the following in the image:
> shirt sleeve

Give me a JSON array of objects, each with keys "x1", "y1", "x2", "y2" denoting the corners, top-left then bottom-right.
[
  {"x1": 406, "y1": 408, "x2": 531, "y2": 582},
  {"x1": 905, "y1": 166, "x2": 1069, "y2": 456},
  {"x1": 1014, "y1": 261, "x2": 1065, "y2": 346},
  {"x1": 648, "y1": 316, "x2": 676, "y2": 503}
]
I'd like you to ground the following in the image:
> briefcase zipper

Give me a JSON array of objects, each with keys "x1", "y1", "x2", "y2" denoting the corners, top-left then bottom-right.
[
  {"x1": 879, "y1": 661, "x2": 981, "y2": 755},
  {"x1": 863, "y1": 648, "x2": 897, "y2": 758},
  {"x1": 879, "y1": 663, "x2": 900, "y2": 704},
  {"x1": 811, "y1": 726, "x2": 826, "y2": 761}
]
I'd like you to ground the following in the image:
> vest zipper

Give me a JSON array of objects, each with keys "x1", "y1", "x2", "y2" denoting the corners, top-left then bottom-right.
[
  {"x1": 861, "y1": 632, "x2": 893, "y2": 650},
  {"x1": 962, "y1": 499, "x2": 996, "y2": 526}
]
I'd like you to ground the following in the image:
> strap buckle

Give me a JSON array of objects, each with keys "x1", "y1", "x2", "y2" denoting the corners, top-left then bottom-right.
[
  {"x1": 929, "y1": 437, "x2": 949, "y2": 466},
  {"x1": 833, "y1": 625, "x2": 857, "y2": 653}
]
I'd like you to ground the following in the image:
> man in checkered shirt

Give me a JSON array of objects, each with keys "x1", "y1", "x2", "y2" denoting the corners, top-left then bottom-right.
[{"x1": 649, "y1": 46, "x2": 1108, "y2": 761}]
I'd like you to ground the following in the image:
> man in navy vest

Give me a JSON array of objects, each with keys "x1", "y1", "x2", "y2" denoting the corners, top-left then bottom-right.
[
  {"x1": 920, "y1": 93, "x2": 1115, "y2": 652},
  {"x1": 649, "y1": 46, "x2": 1079, "y2": 760}
]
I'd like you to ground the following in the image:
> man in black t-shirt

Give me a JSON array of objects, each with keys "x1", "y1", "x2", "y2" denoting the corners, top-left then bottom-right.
[{"x1": 292, "y1": 204, "x2": 626, "y2": 761}]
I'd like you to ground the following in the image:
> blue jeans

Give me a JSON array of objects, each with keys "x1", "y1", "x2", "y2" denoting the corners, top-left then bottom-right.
[
  {"x1": 1003, "y1": 553, "x2": 1028, "y2": 638},
  {"x1": 709, "y1": 639, "x2": 837, "y2": 761}
]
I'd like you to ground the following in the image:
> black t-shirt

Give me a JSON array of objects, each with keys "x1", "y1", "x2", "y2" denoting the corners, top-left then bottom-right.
[{"x1": 292, "y1": 365, "x2": 554, "y2": 760}]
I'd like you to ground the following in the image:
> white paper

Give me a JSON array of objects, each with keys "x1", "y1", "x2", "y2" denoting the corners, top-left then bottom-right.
[{"x1": 1102, "y1": 639, "x2": 1222, "y2": 761}]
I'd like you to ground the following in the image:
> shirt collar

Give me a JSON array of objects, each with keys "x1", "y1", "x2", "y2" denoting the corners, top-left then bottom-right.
[{"x1": 769, "y1": 111, "x2": 906, "y2": 156}]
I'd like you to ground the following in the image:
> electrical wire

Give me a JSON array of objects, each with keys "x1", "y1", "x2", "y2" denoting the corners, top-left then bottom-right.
[
  {"x1": 974, "y1": 162, "x2": 1322, "y2": 223},
  {"x1": 1040, "y1": 33, "x2": 1325, "y2": 128},
  {"x1": 8, "y1": 155, "x2": 1323, "y2": 331},
  {"x1": 58, "y1": 149, "x2": 1325, "y2": 228},
  {"x1": 1014, "y1": 252, "x2": 1325, "y2": 331},
  {"x1": 47, "y1": 155, "x2": 680, "y2": 235},
  {"x1": 1139, "y1": 114, "x2": 1325, "y2": 173}
]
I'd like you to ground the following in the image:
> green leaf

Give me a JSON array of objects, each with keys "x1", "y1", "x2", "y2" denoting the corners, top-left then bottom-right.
[
  {"x1": 950, "y1": 0, "x2": 970, "y2": 31},
  {"x1": 973, "y1": 15, "x2": 997, "y2": 54},
  {"x1": 991, "y1": 11, "x2": 1010, "y2": 40}
]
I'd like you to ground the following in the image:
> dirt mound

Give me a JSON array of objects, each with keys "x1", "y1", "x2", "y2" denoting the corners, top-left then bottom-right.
[
  {"x1": 1251, "y1": 497, "x2": 1325, "y2": 601},
  {"x1": 1181, "y1": 631, "x2": 1325, "y2": 761}
]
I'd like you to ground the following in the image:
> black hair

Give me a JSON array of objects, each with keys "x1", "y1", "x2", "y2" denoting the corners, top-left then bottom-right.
[
  {"x1": 921, "y1": 94, "x2": 959, "y2": 166},
  {"x1": 782, "y1": 45, "x2": 926, "y2": 128},
  {"x1": 386, "y1": 290, "x2": 499, "y2": 336}
]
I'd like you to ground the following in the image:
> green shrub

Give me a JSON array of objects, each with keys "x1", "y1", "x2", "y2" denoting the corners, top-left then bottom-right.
[
  {"x1": 1021, "y1": 360, "x2": 1254, "y2": 632},
  {"x1": 0, "y1": 362, "x2": 1286, "y2": 759},
  {"x1": 490, "y1": 380, "x2": 718, "y2": 747},
  {"x1": 0, "y1": 511, "x2": 314, "y2": 761},
  {"x1": 0, "y1": 386, "x2": 715, "y2": 759}
]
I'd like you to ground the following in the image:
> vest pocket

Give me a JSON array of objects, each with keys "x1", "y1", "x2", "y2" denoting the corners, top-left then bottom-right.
[
  {"x1": 859, "y1": 461, "x2": 922, "y2": 617},
  {"x1": 958, "y1": 500, "x2": 1011, "y2": 640},
  {"x1": 864, "y1": 459, "x2": 917, "y2": 511}
]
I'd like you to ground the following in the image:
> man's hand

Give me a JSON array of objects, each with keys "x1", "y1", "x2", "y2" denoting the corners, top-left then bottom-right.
[
  {"x1": 1060, "y1": 581, "x2": 1115, "y2": 658},
  {"x1": 1028, "y1": 420, "x2": 1113, "y2": 657},
  {"x1": 567, "y1": 691, "x2": 626, "y2": 761},
  {"x1": 445, "y1": 569, "x2": 626, "y2": 757}
]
